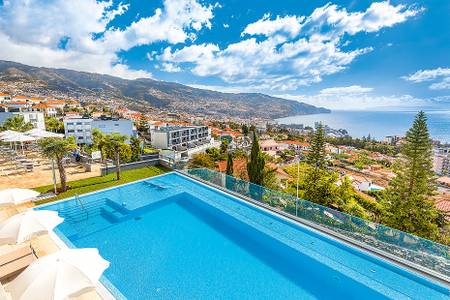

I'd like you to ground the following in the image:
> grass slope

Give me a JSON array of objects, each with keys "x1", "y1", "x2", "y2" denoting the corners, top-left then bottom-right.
[{"x1": 34, "y1": 165, "x2": 171, "y2": 205}]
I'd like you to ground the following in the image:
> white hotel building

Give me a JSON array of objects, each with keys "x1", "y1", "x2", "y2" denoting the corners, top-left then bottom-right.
[
  {"x1": 150, "y1": 125, "x2": 211, "y2": 151},
  {"x1": 63, "y1": 117, "x2": 136, "y2": 144}
]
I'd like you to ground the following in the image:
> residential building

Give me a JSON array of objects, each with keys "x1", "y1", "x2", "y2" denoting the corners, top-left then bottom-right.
[
  {"x1": 0, "y1": 93, "x2": 11, "y2": 102},
  {"x1": 63, "y1": 117, "x2": 136, "y2": 145},
  {"x1": 91, "y1": 117, "x2": 136, "y2": 137},
  {"x1": 150, "y1": 125, "x2": 211, "y2": 150},
  {"x1": 433, "y1": 151, "x2": 450, "y2": 176},
  {"x1": 63, "y1": 118, "x2": 93, "y2": 144},
  {"x1": 30, "y1": 103, "x2": 57, "y2": 117},
  {"x1": 18, "y1": 111, "x2": 46, "y2": 129},
  {"x1": 383, "y1": 135, "x2": 401, "y2": 145},
  {"x1": 260, "y1": 139, "x2": 281, "y2": 152},
  {"x1": 0, "y1": 111, "x2": 45, "y2": 129}
]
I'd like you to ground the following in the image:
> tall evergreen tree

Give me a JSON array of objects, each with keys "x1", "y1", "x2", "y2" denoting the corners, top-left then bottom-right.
[
  {"x1": 381, "y1": 111, "x2": 440, "y2": 240},
  {"x1": 307, "y1": 123, "x2": 326, "y2": 168},
  {"x1": 247, "y1": 130, "x2": 265, "y2": 185},
  {"x1": 226, "y1": 152, "x2": 234, "y2": 176},
  {"x1": 242, "y1": 124, "x2": 249, "y2": 136}
]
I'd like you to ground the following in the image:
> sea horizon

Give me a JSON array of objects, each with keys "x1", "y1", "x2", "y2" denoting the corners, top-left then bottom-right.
[{"x1": 276, "y1": 109, "x2": 450, "y2": 143}]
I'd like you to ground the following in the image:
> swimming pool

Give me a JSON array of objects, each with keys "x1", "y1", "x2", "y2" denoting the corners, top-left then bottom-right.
[{"x1": 38, "y1": 172, "x2": 449, "y2": 299}]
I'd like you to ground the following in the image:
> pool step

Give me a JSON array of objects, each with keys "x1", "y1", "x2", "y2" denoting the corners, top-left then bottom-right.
[
  {"x1": 100, "y1": 201, "x2": 130, "y2": 223},
  {"x1": 58, "y1": 197, "x2": 130, "y2": 223}
]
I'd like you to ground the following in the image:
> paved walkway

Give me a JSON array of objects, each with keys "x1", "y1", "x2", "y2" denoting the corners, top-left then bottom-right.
[{"x1": 0, "y1": 163, "x2": 102, "y2": 189}]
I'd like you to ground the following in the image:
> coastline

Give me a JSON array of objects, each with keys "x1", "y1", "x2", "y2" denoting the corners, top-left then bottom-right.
[{"x1": 275, "y1": 110, "x2": 450, "y2": 143}]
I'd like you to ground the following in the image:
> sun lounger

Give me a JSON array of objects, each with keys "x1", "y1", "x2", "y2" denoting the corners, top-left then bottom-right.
[{"x1": 0, "y1": 245, "x2": 35, "y2": 280}]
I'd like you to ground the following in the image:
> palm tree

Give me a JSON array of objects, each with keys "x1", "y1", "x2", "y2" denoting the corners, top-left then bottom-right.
[
  {"x1": 38, "y1": 137, "x2": 76, "y2": 192},
  {"x1": 103, "y1": 133, "x2": 130, "y2": 180},
  {"x1": 1, "y1": 115, "x2": 33, "y2": 132},
  {"x1": 92, "y1": 128, "x2": 106, "y2": 162}
]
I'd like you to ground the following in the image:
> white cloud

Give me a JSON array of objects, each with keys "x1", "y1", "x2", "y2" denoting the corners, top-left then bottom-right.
[
  {"x1": 403, "y1": 67, "x2": 450, "y2": 90},
  {"x1": 160, "y1": 1, "x2": 420, "y2": 90},
  {"x1": 0, "y1": 0, "x2": 215, "y2": 79},
  {"x1": 319, "y1": 85, "x2": 374, "y2": 95},
  {"x1": 223, "y1": 23, "x2": 229, "y2": 28},
  {"x1": 274, "y1": 93, "x2": 426, "y2": 110},
  {"x1": 160, "y1": 63, "x2": 182, "y2": 73}
]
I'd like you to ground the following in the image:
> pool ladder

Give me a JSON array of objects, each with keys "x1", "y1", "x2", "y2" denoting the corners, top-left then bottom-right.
[{"x1": 75, "y1": 194, "x2": 89, "y2": 219}]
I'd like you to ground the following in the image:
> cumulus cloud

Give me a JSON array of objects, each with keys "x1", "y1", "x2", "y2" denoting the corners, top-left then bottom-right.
[
  {"x1": 159, "y1": 1, "x2": 420, "y2": 90},
  {"x1": 0, "y1": 0, "x2": 215, "y2": 79},
  {"x1": 274, "y1": 93, "x2": 426, "y2": 110},
  {"x1": 319, "y1": 85, "x2": 374, "y2": 95},
  {"x1": 403, "y1": 67, "x2": 450, "y2": 90}
]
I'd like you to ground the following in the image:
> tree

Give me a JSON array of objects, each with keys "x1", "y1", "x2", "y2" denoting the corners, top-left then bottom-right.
[
  {"x1": 130, "y1": 136, "x2": 142, "y2": 161},
  {"x1": 103, "y1": 133, "x2": 130, "y2": 180},
  {"x1": 136, "y1": 114, "x2": 149, "y2": 134},
  {"x1": 247, "y1": 130, "x2": 265, "y2": 185},
  {"x1": 226, "y1": 152, "x2": 234, "y2": 176},
  {"x1": 92, "y1": 128, "x2": 106, "y2": 161},
  {"x1": 190, "y1": 153, "x2": 215, "y2": 169},
  {"x1": 220, "y1": 139, "x2": 229, "y2": 153},
  {"x1": 1, "y1": 115, "x2": 33, "y2": 132},
  {"x1": 45, "y1": 117, "x2": 64, "y2": 133},
  {"x1": 381, "y1": 111, "x2": 441, "y2": 240},
  {"x1": 307, "y1": 124, "x2": 326, "y2": 168},
  {"x1": 38, "y1": 137, "x2": 76, "y2": 192},
  {"x1": 242, "y1": 124, "x2": 249, "y2": 136}
]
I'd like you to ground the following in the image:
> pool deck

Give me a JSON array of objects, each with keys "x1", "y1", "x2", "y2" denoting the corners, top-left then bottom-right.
[{"x1": 0, "y1": 202, "x2": 103, "y2": 300}]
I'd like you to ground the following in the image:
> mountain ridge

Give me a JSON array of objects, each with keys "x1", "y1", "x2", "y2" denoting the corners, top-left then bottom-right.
[{"x1": 0, "y1": 60, "x2": 330, "y2": 119}]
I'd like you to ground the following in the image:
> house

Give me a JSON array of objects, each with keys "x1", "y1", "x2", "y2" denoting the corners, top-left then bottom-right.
[
  {"x1": 45, "y1": 99, "x2": 66, "y2": 110},
  {"x1": 30, "y1": 103, "x2": 57, "y2": 117},
  {"x1": 260, "y1": 139, "x2": 281, "y2": 152},
  {"x1": 5, "y1": 101, "x2": 29, "y2": 112},
  {"x1": 282, "y1": 140, "x2": 311, "y2": 151},
  {"x1": 358, "y1": 181, "x2": 385, "y2": 192},
  {"x1": 0, "y1": 93, "x2": 11, "y2": 102}
]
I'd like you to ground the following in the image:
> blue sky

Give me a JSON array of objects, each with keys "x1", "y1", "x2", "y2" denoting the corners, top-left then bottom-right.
[{"x1": 0, "y1": 0, "x2": 449, "y2": 110}]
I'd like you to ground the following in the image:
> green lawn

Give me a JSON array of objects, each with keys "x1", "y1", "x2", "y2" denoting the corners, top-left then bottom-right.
[{"x1": 33, "y1": 165, "x2": 171, "y2": 205}]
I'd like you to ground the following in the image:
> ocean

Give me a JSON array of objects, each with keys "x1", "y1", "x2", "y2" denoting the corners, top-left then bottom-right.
[{"x1": 276, "y1": 110, "x2": 450, "y2": 143}]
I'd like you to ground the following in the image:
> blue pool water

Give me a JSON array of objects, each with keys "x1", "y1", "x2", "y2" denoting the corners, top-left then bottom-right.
[{"x1": 39, "y1": 173, "x2": 449, "y2": 299}]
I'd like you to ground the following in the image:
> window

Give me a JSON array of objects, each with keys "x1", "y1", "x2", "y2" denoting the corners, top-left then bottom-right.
[{"x1": 67, "y1": 129, "x2": 75, "y2": 133}]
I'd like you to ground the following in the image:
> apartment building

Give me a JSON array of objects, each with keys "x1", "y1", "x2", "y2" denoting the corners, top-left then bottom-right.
[
  {"x1": 150, "y1": 125, "x2": 211, "y2": 150},
  {"x1": 63, "y1": 117, "x2": 136, "y2": 144},
  {"x1": 0, "y1": 111, "x2": 45, "y2": 129},
  {"x1": 63, "y1": 118, "x2": 93, "y2": 144},
  {"x1": 433, "y1": 148, "x2": 450, "y2": 176},
  {"x1": 91, "y1": 118, "x2": 135, "y2": 137}
]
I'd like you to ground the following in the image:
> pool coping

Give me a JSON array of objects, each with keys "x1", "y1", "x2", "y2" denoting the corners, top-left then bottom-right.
[
  {"x1": 175, "y1": 170, "x2": 450, "y2": 288},
  {"x1": 34, "y1": 171, "x2": 449, "y2": 298}
]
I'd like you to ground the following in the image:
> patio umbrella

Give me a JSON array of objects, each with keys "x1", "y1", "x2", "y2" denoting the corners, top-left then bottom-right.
[
  {"x1": 0, "y1": 188, "x2": 40, "y2": 206},
  {"x1": 2, "y1": 133, "x2": 36, "y2": 154},
  {"x1": 7, "y1": 248, "x2": 110, "y2": 300},
  {"x1": 0, "y1": 130, "x2": 21, "y2": 138},
  {"x1": 25, "y1": 128, "x2": 64, "y2": 138},
  {"x1": 0, "y1": 210, "x2": 63, "y2": 245}
]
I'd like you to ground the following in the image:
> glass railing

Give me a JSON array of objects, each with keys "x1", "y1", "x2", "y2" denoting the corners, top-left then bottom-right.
[{"x1": 175, "y1": 167, "x2": 449, "y2": 279}]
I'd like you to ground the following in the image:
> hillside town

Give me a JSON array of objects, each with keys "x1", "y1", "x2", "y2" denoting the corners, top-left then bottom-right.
[{"x1": 0, "y1": 91, "x2": 449, "y2": 222}]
